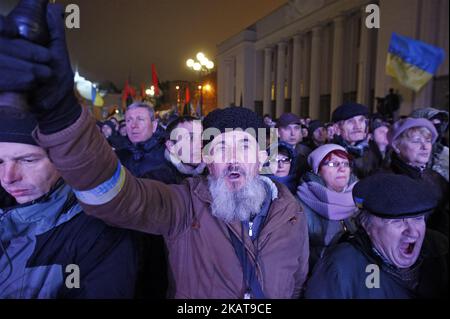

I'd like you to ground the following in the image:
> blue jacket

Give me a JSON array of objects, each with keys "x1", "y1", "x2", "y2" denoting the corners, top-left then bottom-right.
[
  {"x1": 116, "y1": 135, "x2": 166, "y2": 177},
  {"x1": 0, "y1": 180, "x2": 138, "y2": 299}
]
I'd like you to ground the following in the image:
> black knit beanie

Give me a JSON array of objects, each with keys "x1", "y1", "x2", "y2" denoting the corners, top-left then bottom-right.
[
  {"x1": 0, "y1": 96, "x2": 38, "y2": 146},
  {"x1": 202, "y1": 106, "x2": 265, "y2": 143}
]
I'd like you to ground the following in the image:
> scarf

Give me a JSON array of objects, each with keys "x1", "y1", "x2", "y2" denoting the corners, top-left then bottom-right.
[
  {"x1": 297, "y1": 174, "x2": 358, "y2": 221},
  {"x1": 346, "y1": 139, "x2": 370, "y2": 158},
  {"x1": 165, "y1": 150, "x2": 206, "y2": 176}
]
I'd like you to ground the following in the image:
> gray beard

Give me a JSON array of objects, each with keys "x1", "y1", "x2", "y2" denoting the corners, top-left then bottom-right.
[{"x1": 208, "y1": 175, "x2": 267, "y2": 223}]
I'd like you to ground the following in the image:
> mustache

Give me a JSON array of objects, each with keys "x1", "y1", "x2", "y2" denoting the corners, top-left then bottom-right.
[{"x1": 221, "y1": 164, "x2": 247, "y2": 177}]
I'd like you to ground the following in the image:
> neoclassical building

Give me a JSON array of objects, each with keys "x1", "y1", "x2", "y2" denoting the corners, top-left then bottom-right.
[{"x1": 216, "y1": 0, "x2": 449, "y2": 121}]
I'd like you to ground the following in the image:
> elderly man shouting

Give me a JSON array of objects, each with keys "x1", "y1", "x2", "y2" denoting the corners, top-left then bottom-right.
[
  {"x1": 305, "y1": 174, "x2": 448, "y2": 299},
  {"x1": 0, "y1": 5, "x2": 308, "y2": 299}
]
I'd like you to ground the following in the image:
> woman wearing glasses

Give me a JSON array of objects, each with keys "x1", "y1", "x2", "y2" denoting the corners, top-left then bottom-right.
[
  {"x1": 266, "y1": 143, "x2": 298, "y2": 194},
  {"x1": 297, "y1": 144, "x2": 359, "y2": 270},
  {"x1": 386, "y1": 118, "x2": 448, "y2": 237}
]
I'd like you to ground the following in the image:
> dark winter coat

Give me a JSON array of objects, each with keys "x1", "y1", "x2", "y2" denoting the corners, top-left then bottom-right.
[
  {"x1": 383, "y1": 152, "x2": 449, "y2": 237},
  {"x1": 332, "y1": 136, "x2": 383, "y2": 179},
  {"x1": 305, "y1": 230, "x2": 448, "y2": 299},
  {"x1": 116, "y1": 135, "x2": 166, "y2": 177}
]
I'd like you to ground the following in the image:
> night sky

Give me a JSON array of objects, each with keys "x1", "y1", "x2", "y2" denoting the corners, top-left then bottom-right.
[{"x1": 1, "y1": 0, "x2": 286, "y2": 89}]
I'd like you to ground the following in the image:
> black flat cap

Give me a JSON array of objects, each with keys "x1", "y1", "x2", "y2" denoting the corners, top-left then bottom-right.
[
  {"x1": 352, "y1": 173, "x2": 439, "y2": 219},
  {"x1": 202, "y1": 106, "x2": 265, "y2": 142},
  {"x1": 332, "y1": 103, "x2": 369, "y2": 122},
  {"x1": 308, "y1": 120, "x2": 325, "y2": 136}
]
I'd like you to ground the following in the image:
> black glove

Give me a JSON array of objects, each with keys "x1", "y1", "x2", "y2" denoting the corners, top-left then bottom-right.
[
  {"x1": 0, "y1": 16, "x2": 52, "y2": 91},
  {"x1": 0, "y1": 5, "x2": 81, "y2": 134},
  {"x1": 31, "y1": 4, "x2": 81, "y2": 134}
]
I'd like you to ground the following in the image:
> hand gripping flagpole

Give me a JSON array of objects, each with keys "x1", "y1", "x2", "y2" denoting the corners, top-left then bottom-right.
[{"x1": 0, "y1": 0, "x2": 50, "y2": 114}]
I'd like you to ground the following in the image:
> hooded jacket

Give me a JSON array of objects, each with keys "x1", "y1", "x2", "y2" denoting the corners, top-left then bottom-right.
[{"x1": 0, "y1": 180, "x2": 138, "y2": 298}]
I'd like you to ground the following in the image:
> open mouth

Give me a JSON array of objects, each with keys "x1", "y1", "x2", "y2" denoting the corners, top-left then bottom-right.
[
  {"x1": 227, "y1": 172, "x2": 242, "y2": 180},
  {"x1": 400, "y1": 242, "x2": 416, "y2": 255}
]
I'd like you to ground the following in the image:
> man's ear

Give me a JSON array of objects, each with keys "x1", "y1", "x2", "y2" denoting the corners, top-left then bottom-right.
[
  {"x1": 258, "y1": 150, "x2": 268, "y2": 172},
  {"x1": 165, "y1": 140, "x2": 174, "y2": 153},
  {"x1": 334, "y1": 123, "x2": 341, "y2": 135},
  {"x1": 152, "y1": 119, "x2": 158, "y2": 133}
]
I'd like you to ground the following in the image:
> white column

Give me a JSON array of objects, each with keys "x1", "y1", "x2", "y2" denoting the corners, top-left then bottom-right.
[
  {"x1": 286, "y1": 41, "x2": 293, "y2": 101},
  {"x1": 224, "y1": 59, "x2": 233, "y2": 107},
  {"x1": 291, "y1": 34, "x2": 302, "y2": 115},
  {"x1": 309, "y1": 27, "x2": 321, "y2": 119},
  {"x1": 331, "y1": 16, "x2": 345, "y2": 113},
  {"x1": 357, "y1": 8, "x2": 371, "y2": 107},
  {"x1": 263, "y1": 47, "x2": 273, "y2": 116},
  {"x1": 276, "y1": 41, "x2": 287, "y2": 118}
]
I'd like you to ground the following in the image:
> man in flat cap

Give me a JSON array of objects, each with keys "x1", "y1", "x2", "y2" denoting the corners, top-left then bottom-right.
[
  {"x1": 276, "y1": 113, "x2": 310, "y2": 180},
  {"x1": 305, "y1": 120, "x2": 328, "y2": 151},
  {"x1": 0, "y1": 5, "x2": 309, "y2": 299},
  {"x1": 331, "y1": 103, "x2": 381, "y2": 179},
  {"x1": 305, "y1": 174, "x2": 448, "y2": 299}
]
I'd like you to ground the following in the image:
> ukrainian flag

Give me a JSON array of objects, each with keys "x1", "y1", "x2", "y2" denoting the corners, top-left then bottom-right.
[
  {"x1": 91, "y1": 84, "x2": 104, "y2": 107},
  {"x1": 386, "y1": 32, "x2": 445, "y2": 92}
]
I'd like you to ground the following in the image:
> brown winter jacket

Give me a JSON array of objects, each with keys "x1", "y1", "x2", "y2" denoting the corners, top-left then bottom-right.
[{"x1": 34, "y1": 108, "x2": 309, "y2": 299}]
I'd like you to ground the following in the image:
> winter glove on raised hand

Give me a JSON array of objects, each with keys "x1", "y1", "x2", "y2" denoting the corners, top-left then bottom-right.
[
  {"x1": 0, "y1": 5, "x2": 81, "y2": 134},
  {"x1": 30, "y1": 4, "x2": 81, "y2": 134},
  {"x1": 0, "y1": 15, "x2": 53, "y2": 91}
]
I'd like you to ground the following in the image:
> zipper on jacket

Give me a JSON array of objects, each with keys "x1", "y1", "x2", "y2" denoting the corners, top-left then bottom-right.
[{"x1": 248, "y1": 222, "x2": 253, "y2": 237}]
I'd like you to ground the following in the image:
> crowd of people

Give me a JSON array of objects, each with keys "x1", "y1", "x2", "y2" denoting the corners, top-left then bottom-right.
[{"x1": 0, "y1": 4, "x2": 448, "y2": 299}]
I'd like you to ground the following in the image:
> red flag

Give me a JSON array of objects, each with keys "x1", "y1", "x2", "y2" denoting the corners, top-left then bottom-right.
[
  {"x1": 122, "y1": 80, "x2": 130, "y2": 102},
  {"x1": 140, "y1": 83, "x2": 146, "y2": 99},
  {"x1": 122, "y1": 80, "x2": 137, "y2": 105},
  {"x1": 152, "y1": 64, "x2": 159, "y2": 96},
  {"x1": 185, "y1": 86, "x2": 190, "y2": 104}
]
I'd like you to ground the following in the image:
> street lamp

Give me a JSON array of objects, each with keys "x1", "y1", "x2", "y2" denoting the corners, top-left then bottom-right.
[
  {"x1": 186, "y1": 52, "x2": 215, "y2": 74},
  {"x1": 175, "y1": 85, "x2": 181, "y2": 106},
  {"x1": 186, "y1": 52, "x2": 215, "y2": 116}
]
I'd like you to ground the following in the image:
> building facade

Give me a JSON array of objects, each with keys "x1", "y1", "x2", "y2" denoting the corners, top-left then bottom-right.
[{"x1": 217, "y1": 0, "x2": 449, "y2": 121}]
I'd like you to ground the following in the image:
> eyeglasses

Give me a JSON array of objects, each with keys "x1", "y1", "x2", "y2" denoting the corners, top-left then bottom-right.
[
  {"x1": 276, "y1": 157, "x2": 291, "y2": 165},
  {"x1": 407, "y1": 137, "x2": 432, "y2": 145},
  {"x1": 322, "y1": 161, "x2": 350, "y2": 168}
]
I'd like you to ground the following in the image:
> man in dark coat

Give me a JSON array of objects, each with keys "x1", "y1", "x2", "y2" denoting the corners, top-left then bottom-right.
[
  {"x1": 116, "y1": 102, "x2": 165, "y2": 176},
  {"x1": 142, "y1": 116, "x2": 207, "y2": 184},
  {"x1": 305, "y1": 174, "x2": 448, "y2": 299},
  {"x1": 331, "y1": 103, "x2": 381, "y2": 179},
  {"x1": 304, "y1": 120, "x2": 327, "y2": 151},
  {"x1": 138, "y1": 115, "x2": 207, "y2": 298},
  {"x1": 276, "y1": 113, "x2": 310, "y2": 180}
]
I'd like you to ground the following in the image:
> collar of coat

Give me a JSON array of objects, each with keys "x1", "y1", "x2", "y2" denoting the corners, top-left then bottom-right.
[
  {"x1": 0, "y1": 180, "x2": 82, "y2": 242},
  {"x1": 164, "y1": 149, "x2": 206, "y2": 176}
]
